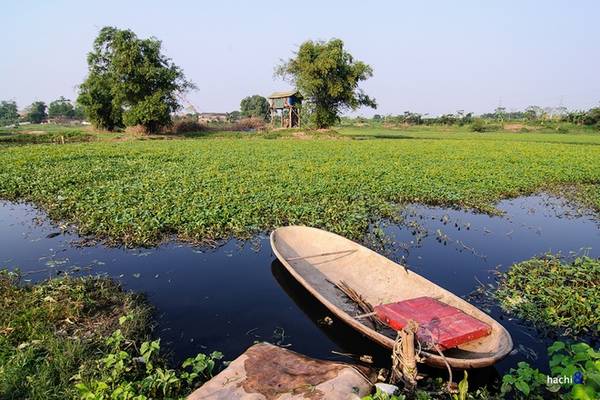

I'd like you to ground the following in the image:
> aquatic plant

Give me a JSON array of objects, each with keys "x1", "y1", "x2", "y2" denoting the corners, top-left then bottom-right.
[
  {"x1": 501, "y1": 341, "x2": 600, "y2": 399},
  {"x1": 495, "y1": 255, "x2": 599, "y2": 337},
  {"x1": 0, "y1": 131, "x2": 599, "y2": 246}
]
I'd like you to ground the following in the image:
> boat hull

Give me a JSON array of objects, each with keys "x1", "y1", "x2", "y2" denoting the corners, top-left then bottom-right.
[{"x1": 270, "y1": 226, "x2": 513, "y2": 369}]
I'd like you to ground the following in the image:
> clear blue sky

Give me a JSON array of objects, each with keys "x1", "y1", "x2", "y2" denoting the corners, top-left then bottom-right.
[{"x1": 2, "y1": 0, "x2": 599, "y2": 116}]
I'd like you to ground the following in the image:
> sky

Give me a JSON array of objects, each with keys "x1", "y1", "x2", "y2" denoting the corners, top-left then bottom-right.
[{"x1": 1, "y1": 0, "x2": 599, "y2": 116}]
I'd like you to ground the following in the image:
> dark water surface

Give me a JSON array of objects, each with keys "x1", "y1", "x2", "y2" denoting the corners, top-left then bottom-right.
[{"x1": 1, "y1": 195, "x2": 598, "y2": 384}]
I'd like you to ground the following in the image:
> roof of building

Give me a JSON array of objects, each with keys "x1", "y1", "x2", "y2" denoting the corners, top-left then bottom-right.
[
  {"x1": 268, "y1": 90, "x2": 302, "y2": 99},
  {"x1": 198, "y1": 112, "x2": 228, "y2": 117}
]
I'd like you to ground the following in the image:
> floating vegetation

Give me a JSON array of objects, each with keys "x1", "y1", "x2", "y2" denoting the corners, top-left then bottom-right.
[
  {"x1": 495, "y1": 255, "x2": 600, "y2": 337},
  {"x1": 0, "y1": 133, "x2": 598, "y2": 246}
]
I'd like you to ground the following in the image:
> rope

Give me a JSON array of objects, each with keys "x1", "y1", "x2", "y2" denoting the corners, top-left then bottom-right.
[
  {"x1": 420, "y1": 327, "x2": 454, "y2": 392},
  {"x1": 390, "y1": 323, "x2": 455, "y2": 393}
]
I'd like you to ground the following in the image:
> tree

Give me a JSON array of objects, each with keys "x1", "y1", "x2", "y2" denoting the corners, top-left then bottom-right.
[
  {"x1": 0, "y1": 100, "x2": 19, "y2": 126},
  {"x1": 524, "y1": 106, "x2": 542, "y2": 121},
  {"x1": 240, "y1": 95, "x2": 269, "y2": 120},
  {"x1": 494, "y1": 106, "x2": 506, "y2": 122},
  {"x1": 26, "y1": 101, "x2": 47, "y2": 124},
  {"x1": 583, "y1": 107, "x2": 600, "y2": 126},
  {"x1": 277, "y1": 39, "x2": 376, "y2": 128},
  {"x1": 78, "y1": 27, "x2": 194, "y2": 133},
  {"x1": 48, "y1": 96, "x2": 75, "y2": 119},
  {"x1": 227, "y1": 110, "x2": 241, "y2": 122}
]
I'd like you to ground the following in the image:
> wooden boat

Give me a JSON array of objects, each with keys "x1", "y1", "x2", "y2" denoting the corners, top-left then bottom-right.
[{"x1": 270, "y1": 226, "x2": 513, "y2": 369}]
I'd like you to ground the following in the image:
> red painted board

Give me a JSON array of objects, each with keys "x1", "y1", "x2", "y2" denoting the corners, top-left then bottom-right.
[{"x1": 374, "y1": 296, "x2": 491, "y2": 350}]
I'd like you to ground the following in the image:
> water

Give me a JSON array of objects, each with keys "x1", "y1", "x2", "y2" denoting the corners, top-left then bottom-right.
[{"x1": 1, "y1": 195, "x2": 598, "y2": 384}]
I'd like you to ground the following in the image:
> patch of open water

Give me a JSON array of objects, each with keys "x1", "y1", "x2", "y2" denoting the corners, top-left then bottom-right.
[{"x1": 0, "y1": 195, "x2": 598, "y2": 384}]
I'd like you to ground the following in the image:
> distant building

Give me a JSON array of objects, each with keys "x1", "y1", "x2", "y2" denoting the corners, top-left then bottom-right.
[{"x1": 198, "y1": 113, "x2": 228, "y2": 123}]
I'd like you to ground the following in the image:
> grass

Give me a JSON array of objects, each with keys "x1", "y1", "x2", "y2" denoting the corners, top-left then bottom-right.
[
  {"x1": 0, "y1": 124, "x2": 119, "y2": 145},
  {"x1": 0, "y1": 270, "x2": 150, "y2": 399},
  {"x1": 495, "y1": 255, "x2": 600, "y2": 337},
  {"x1": 0, "y1": 128, "x2": 599, "y2": 246},
  {"x1": 337, "y1": 124, "x2": 600, "y2": 145},
  {"x1": 0, "y1": 271, "x2": 222, "y2": 399}
]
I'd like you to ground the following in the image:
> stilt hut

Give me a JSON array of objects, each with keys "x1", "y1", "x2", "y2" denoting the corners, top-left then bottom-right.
[{"x1": 268, "y1": 90, "x2": 302, "y2": 128}]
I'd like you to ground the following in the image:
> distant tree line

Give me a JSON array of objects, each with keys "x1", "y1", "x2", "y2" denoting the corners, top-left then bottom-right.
[
  {"x1": 347, "y1": 105, "x2": 600, "y2": 129},
  {"x1": 0, "y1": 97, "x2": 84, "y2": 127}
]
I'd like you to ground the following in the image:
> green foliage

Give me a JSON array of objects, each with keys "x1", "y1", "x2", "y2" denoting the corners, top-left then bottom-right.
[
  {"x1": 0, "y1": 124, "x2": 96, "y2": 144},
  {"x1": 277, "y1": 38, "x2": 376, "y2": 128},
  {"x1": 227, "y1": 110, "x2": 241, "y2": 122},
  {"x1": 470, "y1": 119, "x2": 500, "y2": 133},
  {"x1": 501, "y1": 341, "x2": 600, "y2": 399},
  {"x1": 0, "y1": 270, "x2": 220, "y2": 400},
  {"x1": 78, "y1": 71, "x2": 123, "y2": 131},
  {"x1": 48, "y1": 96, "x2": 76, "y2": 119},
  {"x1": 0, "y1": 100, "x2": 19, "y2": 126},
  {"x1": 240, "y1": 95, "x2": 269, "y2": 120},
  {"x1": 26, "y1": 101, "x2": 47, "y2": 123},
  {"x1": 583, "y1": 108, "x2": 600, "y2": 126},
  {"x1": 75, "y1": 325, "x2": 222, "y2": 399},
  {"x1": 362, "y1": 388, "x2": 406, "y2": 400},
  {"x1": 0, "y1": 131, "x2": 599, "y2": 246},
  {"x1": 361, "y1": 373, "x2": 496, "y2": 400},
  {"x1": 77, "y1": 26, "x2": 194, "y2": 133},
  {"x1": 0, "y1": 271, "x2": 150, "y2": 400},
  {"x1": 495, "y1": 255, "x2": 600, "y2": 337}
]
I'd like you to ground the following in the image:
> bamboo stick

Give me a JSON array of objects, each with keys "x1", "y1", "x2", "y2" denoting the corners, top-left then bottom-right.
[{"x1": 286, "y1": 249, "x2": 357, "y2": 261}]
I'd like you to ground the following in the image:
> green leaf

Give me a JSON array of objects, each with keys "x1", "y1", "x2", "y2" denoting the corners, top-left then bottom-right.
[
  {"x1": 514, "y1": 380, "x2": 530, "y2": 395},
  {"x1": 548, "y1": 341, "x2": 566, "y2": 354},
  {"x1": 571, "y1": 384, "x2": 596, "y2": 400}
]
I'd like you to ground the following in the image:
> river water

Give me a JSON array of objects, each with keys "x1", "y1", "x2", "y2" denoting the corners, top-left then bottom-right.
[{"x1": 1, "y1": 195, "x2": 598, "y2": 384}]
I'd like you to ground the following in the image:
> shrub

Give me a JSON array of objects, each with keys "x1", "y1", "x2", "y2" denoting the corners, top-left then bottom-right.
[
  {"x1": 231, "y1": 117, "x2": 266, "y2": 131},
  {"x1": 172, "y1": 119, "x2": 207, "y2": 134},
  {"x1": 124, "y1": 124, "x2": 149, "y2": 135},
  {"x1": 470, "y1": 119, "x2": 486, "y2": 132},
  {"x1": 583, "y1": 108, "x2": 600, "y2": 126}
]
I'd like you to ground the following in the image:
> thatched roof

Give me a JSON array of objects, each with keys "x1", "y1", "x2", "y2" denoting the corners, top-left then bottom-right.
[{"x1": 268, "y1": 90, "x2": 302, "y2": 99}]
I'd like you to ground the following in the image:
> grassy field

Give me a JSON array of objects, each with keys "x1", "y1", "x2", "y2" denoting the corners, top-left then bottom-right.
[
  {"x1": 0, "y1": 126, "x2": 598, "y2": 246},
  {"x1": 338, "y1": 124, "x2": 600, "y2": 144},
  {"x1": 0, "y1": 124, "x2": 119, "y2": 144}
]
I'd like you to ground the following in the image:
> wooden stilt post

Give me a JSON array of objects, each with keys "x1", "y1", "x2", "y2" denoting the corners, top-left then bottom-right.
[{"x1": 391, "y1": 321, "x2": 418, "y2": 391}]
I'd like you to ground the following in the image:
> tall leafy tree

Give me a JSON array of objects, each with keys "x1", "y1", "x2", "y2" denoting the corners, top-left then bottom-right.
[
  {"x1": 240, "y1": 95, "x2": 269, "y2": 120},
  {"x1": 0, "y1": 101, "x2": 19, "y2": 126},
  {"x1": 78, "y1": 27, "x2": 194, "y2": 132},
  {"x1": 48, "y1": 96, "x2": 75, "y2": 119},
  {"x1": 26, "y1": 101, "x2": 47, "y2": 124},
  {"x1": 277, "y1": 39, "x2": 376, "y2": 128}
]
